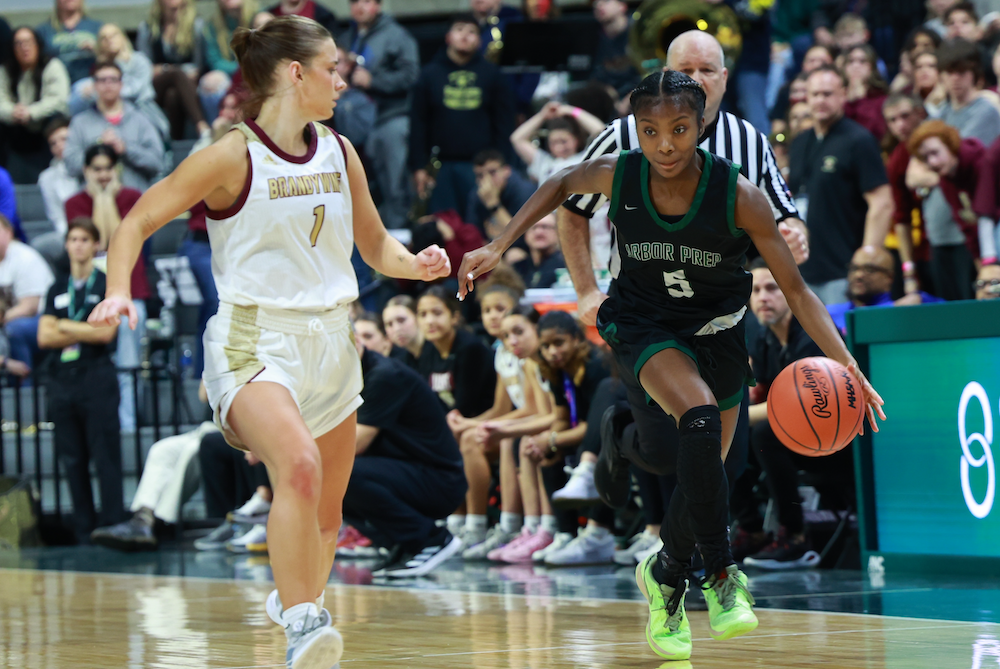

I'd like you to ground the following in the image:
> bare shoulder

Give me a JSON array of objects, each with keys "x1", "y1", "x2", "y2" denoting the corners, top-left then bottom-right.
[{"x1": 183, "y1": 130, "x2": 250, "y2": 209}]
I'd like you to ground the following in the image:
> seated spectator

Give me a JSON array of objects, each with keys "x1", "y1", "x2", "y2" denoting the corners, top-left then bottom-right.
[
  {"x1": 510, "y1": 101, "x2": 605, "y2": 184},
  {"x1": 35, "y1": 0, "x2": 102, "y2": 85},
  {"x1": 191, "y1": 431, "x2": 271, "y2": 551},
  {"x1": 910, "y1": 119, "x2": 997, "y2": 264},
  {"x1": 64, "y1": 61, "x2": 165, "y2": 192},
  {"x1": 787, "y1": 100, "x2": 813, "y2": 140},
  {"x1": 354, "y1": 310, "x2": 411, "y2": 365},
  {"x1": 136, "y1": 0, "x2": 211, "y2": 141},
  {"x1": 0, "y1": 27, "x2": 71, "y2": 184},
  {"x1": 944, "y1": 2, "x2": 993, "y2": 80},
  {"x1": 889, "y1": 27, "x2": 942, "y2": 94},
  {"x1": 976, "y1": 262, "x2": 1000, "y2": 299},
  {"x1": 36, "y1": 117, "x2": 78, "y2": 241},
  {"x1": 843, "y1": 45, "x2": 889, "y2": 141},
  {"x1": 416, "y1": 285, "x2": 495, "y2": 422},
  {"x1": 833, "y1": 14, "x2": 887, "y2": 77},
  {"x1": 199, "y1": 0, "x2": 255, "y2": 122},
  {"x1": 0, "y1": 213, "x2": 55, "y2": 374},
  {"x1": 37, "y1": 217, "x2": 120, "y2": 544},
  {"x1": 348, "y1": 335, "x2": 468, "y2": 578},
  {"x1": 382, "y1": 294, "x2": 422, "y2": 369},
  {"x1": 771, "y1": 47, "x2": 832, "y2": 127},
  {"x1": 466, "y1": 149, "x2": 535, "y2": 243},
  {"x1": 90, "y1": 398, "x2": 218, "y2": 551},
  {"x1": 327, "y1": 46, "x2": 375, "y2": 149},
  {"x1": 511, "y1": 213, "x2": 564, "y2": 289},
  {"x1": 70, "y1": 24, "x2": 169, "y2": 141},
  {"x1": 65, "y1": 144, "x2": 152, "y2": 431},
  {"x1": 0, "y1": 166, "x2": 25, "y2": 241},
  {"x1": 409, "y1": 209, "x2": 485, "y2": 282},
  {"x1": 743, "y1": 258, "x2": 849, "y2": 570},
  {"x1": 827, "y1": 245, "x2": 945, "y2": 335},
  {"x1": 267, "y1": 0, "x2": 338, "y2": 33}
]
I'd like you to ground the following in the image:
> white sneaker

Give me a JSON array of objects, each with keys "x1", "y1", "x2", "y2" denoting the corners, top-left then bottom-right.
[
  {"x1": 551, "y1": 461, "x2": 600, "y2": 508},
  {"x1": 532, "y1": 531, "x2": 574, "y2": 562},
  {"x1": 229, "y1": 491, "x2": 272, "y2": 524},
  {"x1": 457, "y1": 526, "x2": 488, "y2": 558},
  {"x1": 284, "y1": 607, "x2": 342, "y2": 669},
  {"x1": 227, "y1": 523, "x2": 267, "y2": 553},
  {"x1": 613, "y1": 530, "x2": 662, "y2": 566},
  {"x1": 461, "y1": 525, "x2": 517, "y2": 560},
  {"x1": 633, "y1": 538, "x2": 664, "y2": 565},
  {"x1": 544, "y1": 525, "x2": 615, "y2": 566}
]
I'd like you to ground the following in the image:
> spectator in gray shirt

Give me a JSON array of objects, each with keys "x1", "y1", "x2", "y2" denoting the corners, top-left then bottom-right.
[{"x1": 64, "y1": 61, "x2": 164, "y2": 192}]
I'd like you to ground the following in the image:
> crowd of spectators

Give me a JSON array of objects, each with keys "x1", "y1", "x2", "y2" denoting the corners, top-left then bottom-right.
[{"x1": 2, "y1": 0, "x2": 999, "y2": 574}]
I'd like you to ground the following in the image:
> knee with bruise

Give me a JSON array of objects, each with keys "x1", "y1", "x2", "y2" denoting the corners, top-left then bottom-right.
[
  {"x1": 675, "y1": 405, "x2": 724, "y2": 505},
  {"x1": 284, "y1": 450, "x2": 322, "y2": 504}
]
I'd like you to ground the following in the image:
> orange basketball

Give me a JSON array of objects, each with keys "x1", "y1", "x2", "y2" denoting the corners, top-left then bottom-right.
[{"x1": 766, "y1": 357, "x2": 865, "y2": 457}]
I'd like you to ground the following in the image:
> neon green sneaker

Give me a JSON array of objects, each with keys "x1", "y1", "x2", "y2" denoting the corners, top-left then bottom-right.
[
  {"x1": 703, "y1": 564, "x2": 758, "y2": 640},
  {"x1": 634, "y1": 554, "x2": 692, "y2": 660}
]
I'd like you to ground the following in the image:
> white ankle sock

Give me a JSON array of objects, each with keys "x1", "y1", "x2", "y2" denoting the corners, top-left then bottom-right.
[
  {"x1": 465, "y1": 514, "x2": 488, "y2": 532},
  {"x1": 447, "y1": 514, "x2": 466, "y2": 535},
  {"x1": 315, "y1": 592, "x2": 325, "y2": 611},
  {"x1": 524, "y1": 515, "x2": 540, "y2": 532},
  {"x1": 499, "y1": 512, "x2": 523, "y2": 534},
  {"x1": 541, "y1": 515, "x2": 559, "y2": 534}
]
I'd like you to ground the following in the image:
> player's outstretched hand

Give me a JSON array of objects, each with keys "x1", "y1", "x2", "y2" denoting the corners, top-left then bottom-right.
[
  {"x1": 456, "y1": 243, "x2": 502, "y2": 301},
  {"x1": 412, "y1": 244, "x2": 451, "y2": 282},
  {"x1": 848, "y1": 360, "x2": 886, "y2": 435},
  {"x1": 88, "y1": 294, "x2": 138, "y2": 330}
]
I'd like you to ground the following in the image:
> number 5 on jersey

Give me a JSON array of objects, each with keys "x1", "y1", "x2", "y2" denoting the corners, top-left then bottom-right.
[
  {"x1": 310, "y1": 205, "x2": 325, "y2": 247},
  {"x1": 663, "y1": 269, "x2": 694, "y2": 298}
]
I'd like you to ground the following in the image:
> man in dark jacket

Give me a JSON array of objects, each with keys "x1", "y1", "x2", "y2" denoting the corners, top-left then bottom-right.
[
  {"x1": 410, "y1": 13, "x2": 515, "y2": 220},
  {"x1": 342, "y1": 0, "x2": 420, "y2": 229}
]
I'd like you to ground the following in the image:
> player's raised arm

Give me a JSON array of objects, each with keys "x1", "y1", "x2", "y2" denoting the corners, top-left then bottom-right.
[
  {"x1": 88, "y1": 132, "x2": 250, "y2": 329},
  {"x1": 735, "y1": 177, "x2": 886, "y2": 432},
  {"x1": 456, "y1": 154, "x2": 618, "y2": 300}
]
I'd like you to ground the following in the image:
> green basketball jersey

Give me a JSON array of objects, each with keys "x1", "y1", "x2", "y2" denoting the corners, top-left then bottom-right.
[{"x1": 607, "y1": 148, "x2": 752, "y2": 325}]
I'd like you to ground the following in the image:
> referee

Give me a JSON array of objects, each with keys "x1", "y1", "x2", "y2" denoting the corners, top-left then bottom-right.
[{"x1": 560, "y1": 29, "x2": 808, "y2": 326}]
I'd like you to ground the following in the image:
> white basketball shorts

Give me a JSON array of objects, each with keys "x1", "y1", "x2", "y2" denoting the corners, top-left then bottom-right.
[{"x1": 203, "y1": 302, "x2": 363, "y2": 450}]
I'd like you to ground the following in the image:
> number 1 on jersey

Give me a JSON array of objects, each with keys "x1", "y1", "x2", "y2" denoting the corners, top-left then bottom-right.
[
  {"x1": 663, "y1": 269, "x2": 695, "y2": 298},
  {"x1": 310, "y1": 205, "x2": 325, "y2": 247}
]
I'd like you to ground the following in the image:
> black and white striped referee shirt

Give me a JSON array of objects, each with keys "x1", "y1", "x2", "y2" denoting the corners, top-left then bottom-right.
[{"x1": 564, "y1": 110, "x2": 800, "y2": 222}]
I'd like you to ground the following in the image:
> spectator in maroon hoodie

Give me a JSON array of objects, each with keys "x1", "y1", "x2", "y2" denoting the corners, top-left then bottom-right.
[
  {"x1": 909, "y1": 120, "x2": 997, "y2": 278},
  {"x1": 844, "y1": 45, "x2": 889, "y2": 141},
  {"x1": 266, "y1": 0, "x2": 338, "y2": 34},
  {"x1": 973, "y1": 135, "x2": 1000, "y2": 257},
  {"x1": 411, "y1": 209, "x2": 485, "y2": 280},
  {"x1": 882, "y1": 93, "x2": 931, "y2": 296}
]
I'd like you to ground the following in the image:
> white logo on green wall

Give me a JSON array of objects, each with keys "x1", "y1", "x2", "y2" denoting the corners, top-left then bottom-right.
[{"x1": 958, "y1": 382, "x2": 995, "y2": 519}]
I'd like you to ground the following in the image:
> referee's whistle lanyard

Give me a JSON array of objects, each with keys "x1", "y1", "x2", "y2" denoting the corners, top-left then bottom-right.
[
  {"x1": 561, "y1": 372, "x2": 579, "y2": 428},
  {"x1": 66, "y1": 270, "x2": 98, "y2": 322}
]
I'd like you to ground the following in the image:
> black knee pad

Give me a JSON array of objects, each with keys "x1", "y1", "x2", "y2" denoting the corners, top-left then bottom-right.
[{"x1": 676, "y1": 405, "x2": 724, "y2": 505}]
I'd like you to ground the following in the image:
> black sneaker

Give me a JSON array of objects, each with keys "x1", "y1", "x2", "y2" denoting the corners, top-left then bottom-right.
[
  {"x1": 596, "y1": 404, "x2": 633, "y2": 509},
  {"x1": 90, "y1": 517, "x2": 157, "y2": 552},
  {"x1": 730, "y1": 527, "x2": 773, "y2": 563},
  {"x1": 743, "y1": 531, "x2": 820, "y2": 571},
  {"x1": 382, "y1": 531, "x2": 464, "y2": 578}
]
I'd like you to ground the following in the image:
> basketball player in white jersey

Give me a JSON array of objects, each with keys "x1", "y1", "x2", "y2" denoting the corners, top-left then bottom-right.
[{"x1": 89, "y1": 16, "x2": 450, "y2": 669}]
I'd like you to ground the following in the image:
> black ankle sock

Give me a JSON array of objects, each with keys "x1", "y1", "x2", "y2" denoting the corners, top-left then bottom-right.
[{"x1": 652, "y1": 551, "x2": 690, "y2": 588}]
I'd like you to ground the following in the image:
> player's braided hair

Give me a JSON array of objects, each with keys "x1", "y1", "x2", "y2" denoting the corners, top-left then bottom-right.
[{"x1": 630, "y1": 70, "x2": 707, "y2": 124}]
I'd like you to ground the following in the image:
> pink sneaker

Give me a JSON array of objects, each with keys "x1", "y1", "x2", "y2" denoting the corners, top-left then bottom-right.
[
  {"x1": 499, "y1": 529, "x2": 553, "y2": 563},
  {"x1": 488, "y1": 526, "x2": 533, "y2": 561}
]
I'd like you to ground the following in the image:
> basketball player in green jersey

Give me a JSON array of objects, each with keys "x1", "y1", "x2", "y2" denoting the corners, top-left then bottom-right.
[{"x1": 458, "y1": 71, "x2": 886, "y2": 661}]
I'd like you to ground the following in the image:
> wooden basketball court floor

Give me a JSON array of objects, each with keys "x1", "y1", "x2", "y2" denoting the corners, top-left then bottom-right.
[{"x1": 1, "y1": 550, "x2": 999, "y2": 669}]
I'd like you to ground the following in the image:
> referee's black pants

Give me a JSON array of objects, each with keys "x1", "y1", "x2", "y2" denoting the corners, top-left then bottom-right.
[
  {"x1": 343, "y1": 456, "x2": 468, "y2": 553},
  {"x1": 48, "y1": 362, "x2": 123, "y2": 543},
  {"x1": 614, "y1": 358, "x2": 749, "y2": 569}
]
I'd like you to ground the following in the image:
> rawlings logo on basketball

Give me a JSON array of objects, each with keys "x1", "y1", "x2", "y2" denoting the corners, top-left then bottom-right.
[{"x1": 800, "y1": 365, "x2": 832, "y2": 419}]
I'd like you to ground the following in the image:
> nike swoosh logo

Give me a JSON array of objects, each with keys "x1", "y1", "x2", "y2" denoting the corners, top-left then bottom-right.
[{"x1": 624, "y1": 205, "x2": 637, "y2": 210}]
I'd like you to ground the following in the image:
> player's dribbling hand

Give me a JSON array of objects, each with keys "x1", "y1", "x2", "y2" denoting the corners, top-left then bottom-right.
[
  {"x1": 456, "y1": 243, "x2": 502, "y2": 300},
  {"x1": 847, "y1": 360, "x2": 886, "y2": 436},
  {"x1": 88, "y1": 294, "x2": 138, "y2": 330},
  {"x1": 576, "y1": 288, "x2": 609, "y2": 327},
  {"x1": 412, "y1": 244, "x2": 451, "y2": 281}
]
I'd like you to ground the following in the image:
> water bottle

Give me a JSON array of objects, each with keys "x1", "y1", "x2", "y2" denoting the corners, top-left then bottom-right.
[{"x1": 180, "y1": 348, "x2": 193, "y2": 379}]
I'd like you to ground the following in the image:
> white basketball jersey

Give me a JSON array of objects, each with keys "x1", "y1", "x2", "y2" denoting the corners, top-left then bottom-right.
[
  {"x1": 206, "y1": 119, "x2": 357, "y2": 311},
  {"x1": 494, "y1": 343, "x2": 527, "y2": 410}
]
